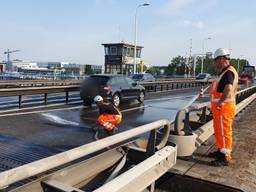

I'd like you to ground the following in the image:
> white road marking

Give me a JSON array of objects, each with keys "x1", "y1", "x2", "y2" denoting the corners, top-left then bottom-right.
[
  {"x1": 0, "y1": 101, "x2": 82, "y2": 115},
  {"x1": 145, "y1": 95, "x2": 197, "y2": 102},
  {"x1": 121, "y1": 105, "x2": 149, "y2": 112},
  {"x1": 147, "y1": 105, "x2": 180, "y2": 111},
  {"x1": 0, "y1": 105, "x2": 85, "y2": 117}
]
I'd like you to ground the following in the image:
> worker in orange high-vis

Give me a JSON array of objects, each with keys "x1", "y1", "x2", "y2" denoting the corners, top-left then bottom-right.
[
  {"x1": 209, "y1": 48, "x2": 238, "y2": 166},
  {"x1": 93, "y1": 95, "x2": 122, "y2": 134}
]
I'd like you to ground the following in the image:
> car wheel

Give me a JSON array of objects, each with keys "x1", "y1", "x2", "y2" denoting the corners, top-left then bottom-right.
[
  {"x1": 112, "y1": 93, "x2": 121, "y2": 107},
  {"x1": 138, "y1": 91, "x2": 145, "y2": 103},
  {"x1": 83, "y1": 99, "x2": 92, "y2": 106}
]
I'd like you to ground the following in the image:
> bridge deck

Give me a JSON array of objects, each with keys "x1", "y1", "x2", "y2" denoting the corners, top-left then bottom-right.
[
  {"x1": 0, "y1": 135, "x2": 63, "y2": 190},
  {"x1": 171, "y1": 100, "x2": 256, "y2": 192}
]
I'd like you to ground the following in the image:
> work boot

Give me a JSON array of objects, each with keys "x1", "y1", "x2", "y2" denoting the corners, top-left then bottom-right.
[
  {"x1": 208, "y1": 150, "x2": 222, "y2": 159},
  {"x1": 104, "y1": 127, "x2": 118, "y2": 135},
  {"x1": 110, "y1": 127, "x2": 118, "y2": 134},
  {"x1": 210, "y1": 153, "x2": 229, "y2": 167},
  {"x1": 113, "y1": 126, "x2": 118, "y2": 132},
  {"x1": 92, "y1": 126, "x2": 99, "y2": 132}
]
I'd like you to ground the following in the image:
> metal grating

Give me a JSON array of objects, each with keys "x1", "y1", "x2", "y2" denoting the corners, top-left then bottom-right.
[{"x1": 0, "y1": 135, "x2": 63, "y2": 191}]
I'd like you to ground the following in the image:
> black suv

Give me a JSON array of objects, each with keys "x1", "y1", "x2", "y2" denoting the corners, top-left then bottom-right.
[{"x1": 80, "y1": 74, "x2": 145, "y2": 107}]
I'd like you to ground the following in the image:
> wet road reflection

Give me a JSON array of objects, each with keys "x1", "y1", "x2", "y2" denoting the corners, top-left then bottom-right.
[{"x1": 0, "y1": 91, "x2": 199, "y2": 151}]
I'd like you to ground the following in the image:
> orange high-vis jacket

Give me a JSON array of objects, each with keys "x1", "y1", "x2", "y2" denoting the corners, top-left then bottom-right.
[
  {"x1": 210, "y1": 65, "x2": 238, "y2": 160},
  {"x1": 98, "y1": 110, "x2": 122, "y2": 132},
  {"x1": 210, "y1": 65, "x2": 238, "y2": 103}
]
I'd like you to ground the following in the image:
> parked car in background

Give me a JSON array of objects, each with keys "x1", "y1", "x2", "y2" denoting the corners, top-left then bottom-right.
[
  {"x1": 132, "y1": 73, "x2": 155, "y2": 82},
  {"x1": 238, "y1": 66, "x2": 255, "y2": 84},
  {"x1": 196, "y1": 73, "x2": 211, "y2": 81},
  {"x1": 80, "y1": 74, "x2": 145, "y2": 107}
]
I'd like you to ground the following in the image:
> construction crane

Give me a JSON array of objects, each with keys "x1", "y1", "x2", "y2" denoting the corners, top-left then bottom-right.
[{"x1": 4, "y1": 49, "x2": 21, "y2": 72}]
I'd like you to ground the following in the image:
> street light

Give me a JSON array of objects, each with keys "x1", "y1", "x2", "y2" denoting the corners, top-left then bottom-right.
[
  {"x1": 201, "y1": 37, "x2": 211, "y2": 74},
  {"x1": 237, "y1": 54, "x2": 244, "y2": 74},
  {"x1": 134, "y1": 3, "x2": 150, "y2": 74},
  {"x1": 193, "y1": 53, "x2": 204, "y2": 77}
]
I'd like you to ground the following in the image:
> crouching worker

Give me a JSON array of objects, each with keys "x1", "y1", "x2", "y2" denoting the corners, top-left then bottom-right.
[{"x1": 94, "y1": 95, "x2": 122, "y2": 133}]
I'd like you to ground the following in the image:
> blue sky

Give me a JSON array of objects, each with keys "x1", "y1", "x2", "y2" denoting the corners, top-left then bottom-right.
[{"x1": 0, "y1": 0, "x2": 255, "y2": 66}]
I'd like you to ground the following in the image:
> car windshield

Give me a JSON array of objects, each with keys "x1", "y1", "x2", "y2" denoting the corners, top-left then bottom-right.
[
  {"x1": 87, "y1": 76, "x2": 110, "y2": 85},
  {"x1": 197, "y1": 74, "x2": 206, "y2": 79},
  {"x1": 244, "y1": 67, "x2": 255, "y2": 73},
  {"x1": 132, "y1": 74, "x2": 144, "y2": 79}
]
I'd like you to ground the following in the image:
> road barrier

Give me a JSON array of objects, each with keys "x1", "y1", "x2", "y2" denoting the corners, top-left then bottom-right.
[
  {"x1": 0, "y1": 85, "x2": 80, "y2": 108},
  {"x1": 0, "y1": 79, "x2": 81, "y2": 88},
  {"x1": 0, "y1": 80, "x2": 208, "y2": 109},
  {"x1": 0, "y1": 119, "x2": 175, "y2": 191},
  {"x1": 141, "y1": 80, "x2": 209, "y2": 93},
  {"x1": 0, "y1": 79, "x2": 205, "y2": 89},
  {"x1": 93, "y1": 146, "x2": 176, "y2": 192},
  {"x1": 171, "y1": 85, "x2": 256, "y2": 156}
]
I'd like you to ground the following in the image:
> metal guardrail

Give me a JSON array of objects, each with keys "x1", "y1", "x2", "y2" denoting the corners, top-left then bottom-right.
[
  {"x1": 140, "y1": 80, "x2": 209, "y2": 93},
  {"x1": 236, "y1": 85, "x2": 256, "y2": 103},
  {"x1": 0, "y1": 85, "x2": 80, "y2": 108},
  {"x1": 0, "y1": 78, "x2": 207, "y2": 85},
  {"x1": 93, "y1": 146, "x2": 176, "y2": 192},
  {"x1": 155, "y1": 77, "x2": 195, "y2": 81},
  {"x1": 170, "y1": 85, "x2": 256, "y2": 157},
  {"x1": 0, "y1": 119, "x2": 172, "y2": 190},
  {"x1": 40, "y1": 146, "x2": 177, "y2": 192},
  {"x1": 174, "y1": 85, "x2": 256, "y2": 136},
  {"x1": 0, "y1": 80, "x2": 81, "y2": 88},
  {"x1": 0, "y1": 80, "x2": 209, "y2": 109},
  {"x1": 193, "y1": 92, "x2": 256, "y2": 153},
  {"x1": 0, "y1": 79, "x2": 206, "y2": 89}
]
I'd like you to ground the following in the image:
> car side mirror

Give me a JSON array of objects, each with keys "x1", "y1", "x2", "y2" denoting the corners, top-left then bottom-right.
[{"x1": 132, "y1": 82, "x2": 137, "y2": 86}]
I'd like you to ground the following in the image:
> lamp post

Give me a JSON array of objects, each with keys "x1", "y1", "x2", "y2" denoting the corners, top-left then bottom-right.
[
  {"x1": 193, "y1": 53, "x2": 203, "y2": 77},
  {"x1": 134, "y1": 3, "x2": 150, "y2": 74},
  {"x1": 201, "y1": 37, "x2": 211, "y2": 74},
  {"x1": 237, "y1": 54, "x2": 244, "y2": 74}
]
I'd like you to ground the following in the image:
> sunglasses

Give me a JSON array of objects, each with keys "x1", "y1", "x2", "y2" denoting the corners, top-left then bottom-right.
[{"x1": 214, "y1": 56, "x2": 230, "y2": 62}]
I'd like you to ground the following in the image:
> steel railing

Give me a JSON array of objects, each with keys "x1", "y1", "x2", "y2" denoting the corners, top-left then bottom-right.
[
  {"x1": 0, "y1": 79, "x2": 207, "y2": 89},
  {"x1": 140, "y1": 80, "x2": 209, "y2": 93},
  {"x1": 0, "y1": 79, "x2": 81, "y2": 88},
  {"x1": 0, "y1": 80, "x2": 208, "y2": 109},
  {"x1": 0, "y1": 119, "x2": 172, "y2": 189},
  {"x1": 174, "y1": 85, "x2": 256, "y2": 136},
  {"x1": 0, "y1": 85, "x2": 80, "y2": 108}
]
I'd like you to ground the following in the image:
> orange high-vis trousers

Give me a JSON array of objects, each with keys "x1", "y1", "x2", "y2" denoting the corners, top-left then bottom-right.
[
  {"x1": 98, "y1": 112, "x2": 122, "y2": 132},
  {"x1": 211, "y1": 102, "x2": 236, "y2": 161}
]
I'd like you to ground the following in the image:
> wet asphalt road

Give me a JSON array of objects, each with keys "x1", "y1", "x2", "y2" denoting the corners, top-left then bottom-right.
[
  {"x1": 0, "y1": 89, "x2": 201, "y2": 152},
  {"x1": 0, "y1": 82, "x2": 254, "y2": 152}
]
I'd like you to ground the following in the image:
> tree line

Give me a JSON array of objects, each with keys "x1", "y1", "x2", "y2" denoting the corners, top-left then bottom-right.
[{"x1": 147, "y1": 56, "x2": 249, "y2": 76}]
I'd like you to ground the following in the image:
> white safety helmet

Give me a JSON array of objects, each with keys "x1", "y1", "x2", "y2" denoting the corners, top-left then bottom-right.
[
  {"x1": 94, "y1": 95, "x2": 103, "y2": 103},
  {"x1": 214, "y1": 48, "x2": 230, "y2": 59}
]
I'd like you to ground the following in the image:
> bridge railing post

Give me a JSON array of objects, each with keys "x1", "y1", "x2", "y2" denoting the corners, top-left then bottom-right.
[
  {"x1": 18, "y1": 95, "x2": 22, "y2": 108},
  {"x1": 44, "y1": 93, "x2": 48, "y2": 105},
  {"x1": 146, "y1": 130, "x2": 157, "y2": 157},
  {"x1": 65, "y1": 91, "x2": 69, "y2": 104}
]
